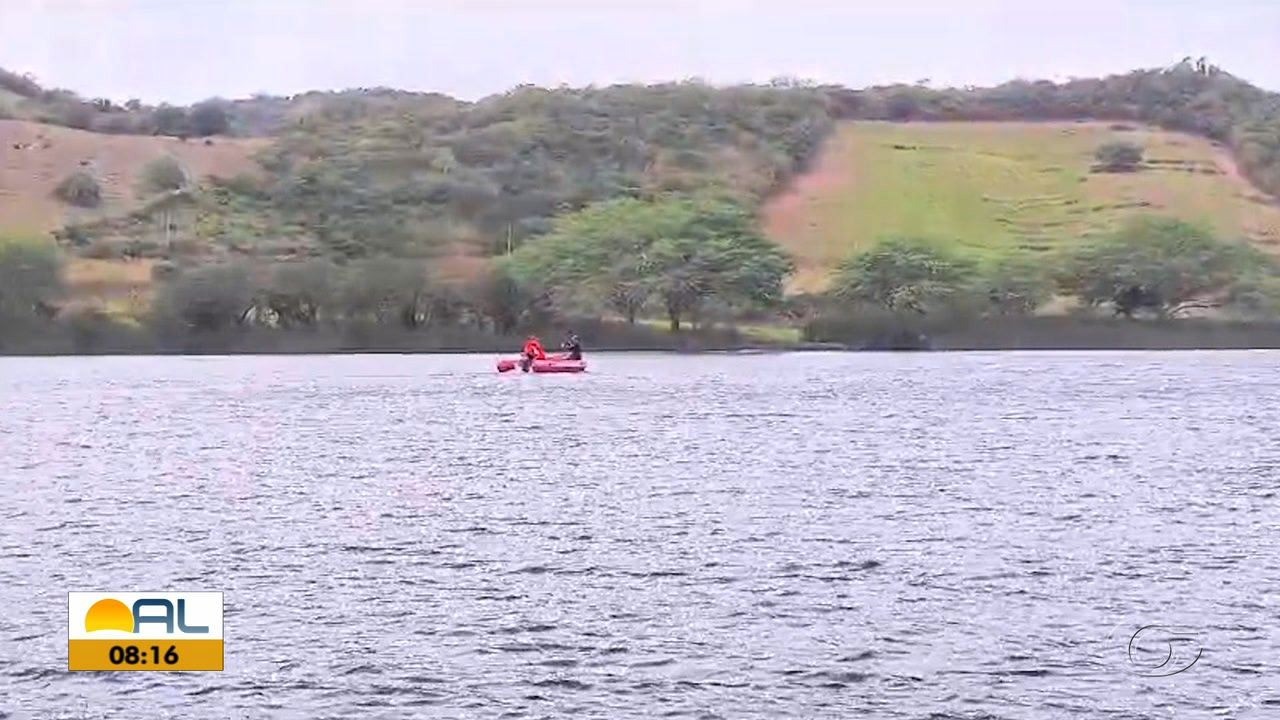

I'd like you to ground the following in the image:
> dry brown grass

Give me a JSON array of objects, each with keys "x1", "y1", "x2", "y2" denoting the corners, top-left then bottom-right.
[
  {"x1": 64, "y1": 258, "x2": 157, "y2": 316},
  {"x1": 0, "y1": 119, "x2": 267, "y2": 235}
]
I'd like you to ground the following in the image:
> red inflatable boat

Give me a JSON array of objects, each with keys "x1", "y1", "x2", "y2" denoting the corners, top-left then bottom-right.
[{"x1": 496, "y1": 354, "x2": 587, "y2": 373}]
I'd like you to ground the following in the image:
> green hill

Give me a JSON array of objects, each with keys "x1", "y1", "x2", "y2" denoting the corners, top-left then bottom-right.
[{"x1": 763, "y1": 121, "x2": 1280, "y2": 291}]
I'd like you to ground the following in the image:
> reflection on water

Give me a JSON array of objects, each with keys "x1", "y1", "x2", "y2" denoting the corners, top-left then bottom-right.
[{"x1": 2, "y1": 352, "x2": 1278, "y2": 718}]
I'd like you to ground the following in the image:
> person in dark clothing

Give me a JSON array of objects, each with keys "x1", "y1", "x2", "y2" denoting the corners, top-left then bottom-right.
[{"x1": 560, "y1": 331, "x2": 582, "y2": 360}]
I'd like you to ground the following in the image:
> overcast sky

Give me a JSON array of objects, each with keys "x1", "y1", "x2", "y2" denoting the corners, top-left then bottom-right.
[{"x1": 1, "y1": 0, "x2": 1278, "y2": 104}]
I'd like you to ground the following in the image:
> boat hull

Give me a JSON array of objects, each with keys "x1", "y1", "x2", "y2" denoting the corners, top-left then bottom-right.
[
  {"x1": 496, "y1": 356, "x2": 586, "y2": 373},
  {"x1": 531, "y1": 358, "x2": 586, "y2": 373}
]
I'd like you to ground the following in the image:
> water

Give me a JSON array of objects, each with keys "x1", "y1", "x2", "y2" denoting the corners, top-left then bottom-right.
[{"x1": 2, "y1": 351, "x2": 1278, "y2": 719}]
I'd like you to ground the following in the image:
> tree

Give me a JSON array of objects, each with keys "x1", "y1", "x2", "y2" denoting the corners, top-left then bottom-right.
[
  {"x1": 603, "y1": 253, "x2": 652, "y2": 324},
  {"x1": 1226, "y1": 268, "x2": 1280, "y2": 319},
  {"x1": 189, "y1": 99, "x2": 230, "y2": 136},
  {"x1": 507, "y1": 194, "x2": 792, "y2": 331},
  {"x1": 0, "y1": 68, "x2": 42, "y2": 98},
  {"x1": 54, "y1": 171, "x2": 102, "y2": 208},
  {"x1": 833, "y1": 238, "x2": 975, "y2": 314},
  {"x1": 468, "y1": 265, "x2": 532, "y2": 334},
  {"x1": 152, "y1": 104, "x2": 188, "y2": 136},
  {"x1": 261, "y1": 260, "x2": 335, "y2": 328},
  {"x1": 646, "y1": 201, "x2": 793, "y2": 330},
  {"x1": 141, "y1": 156, "x2": 188, "y2": 193},
  {"x1": 1061, "y1": 217, "x2": 1243, "y2": 318},
  {"x1": 154, "y1": 263, "x2": 254, "y2": 333},
  {"x1": 340, "y1": 257, "x2": 432, "y2": 327},
  {"x1": 981, "y1": 252, "x2": 1052, "y2": 316},
  {"x1": 0, "y1": 239, "x2": 62, "y2": 336},
  {"x1": 58, "y1": 102, "x2": 95, "y2": 130},
  {"x1": 1094, "y1": 141, "x2": 1144, "y2": 172}
]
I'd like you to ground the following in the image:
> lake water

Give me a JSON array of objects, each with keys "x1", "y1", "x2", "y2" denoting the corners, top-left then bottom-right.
[{"x1": 2, "y1": 352, "x2": 1278, "y2": 719}]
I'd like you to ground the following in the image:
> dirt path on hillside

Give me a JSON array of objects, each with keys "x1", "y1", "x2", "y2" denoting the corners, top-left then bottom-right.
[{"x1": 760, "y1": 132, "x2": 854, "y2": 291}]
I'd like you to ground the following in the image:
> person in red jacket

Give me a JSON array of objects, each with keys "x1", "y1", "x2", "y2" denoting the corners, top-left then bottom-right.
[{"x1": 520, "y1": 335, "x2": 546, "y2": 371}]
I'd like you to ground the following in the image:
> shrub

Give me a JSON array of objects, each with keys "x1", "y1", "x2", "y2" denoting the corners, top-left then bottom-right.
[
  {"x1": 153, "y1": 262, "x2": 254, "y2": 333},
  {"x1": 94, "y1": 113, "x2": 145, "y2": 135},
  {"x1": 150, "y1": 260, "x2": 179, "y2": 281},
  {"x1": 59, "y1": 102, "x2": 96, "y2": 130},
  {"x1": 981, "y1": 252, "x2": 1052, "y2": 316},
  {"x1": 466, "y1": 265, "x2": 532, "y2": 334},
  {"x1": 123, "y1": 238, "x2": 165, "y2": 259},
  {"x1": 263, "y1": 260, "x2": 336, "y2": 327},
  {"x1": 0, "y1": 68, "x2": 42, "y2": 98},
  {"x1": 1094, "y1": 141, "x2": 1144, "y2": 172},
  {"x1": 832, "y1": 237, "x2": 977, "y2": 315},
  {"x1": 56, "y1": 224, "x2": 93, "y2": 247},
  {"x1": 189, "y1": 99, "x2": 231, "y2": 136},
  {"x1": 1062, "y1": 217, "x2": 1243, "y2": 317},
  {"x1": 54, "y1": 171, "x2": 102, "y2": 208},
  {"x1": 1225, "y1": 266, "x2": 1280, "y2": 319},
  {"x1": 82, "y1": 239, "x2": 123, "y2": 260},
  {"x1": 802, "y1": 302, "x2": 936, "y2": 350},
  {"x1": 340, "y1": 257, "x2": 431, "y2": 327},
  {"x1": 211, "y1": 173, "x2": 266, "y2": 199},
  {"x1": 152, "y1": 105, "x2": 188, "y2": 136},
  {"x1": 0, "y1": 238, "x2": 63, "y2": 326},
  {"x1": 141, "y1": 156, "x2": 187, "y2": 193}
]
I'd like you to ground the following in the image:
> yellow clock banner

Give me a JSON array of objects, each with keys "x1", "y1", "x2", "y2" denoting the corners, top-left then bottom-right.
[{"x1": 68, "y1": 592, "x2": 224, "y2": 672}]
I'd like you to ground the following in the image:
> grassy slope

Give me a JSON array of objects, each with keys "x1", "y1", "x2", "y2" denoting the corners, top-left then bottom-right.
[{"x1": 762, "y1": 121, "x2": 1280, "y2": 292}]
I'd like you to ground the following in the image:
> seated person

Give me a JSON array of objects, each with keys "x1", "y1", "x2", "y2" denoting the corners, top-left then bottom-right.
[{"x1": 561, "y1": 331, "x2": 582, "y2": 360}]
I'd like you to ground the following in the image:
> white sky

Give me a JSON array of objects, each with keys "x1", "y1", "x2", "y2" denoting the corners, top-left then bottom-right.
[{"x1": 1, "y1": 0, "x2": 1278, "y2": 103}]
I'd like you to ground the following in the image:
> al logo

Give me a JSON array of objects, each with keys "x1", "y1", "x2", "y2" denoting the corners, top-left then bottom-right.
[{"x1": 68, "y1": 592, "x2": 224, "y2": 671}]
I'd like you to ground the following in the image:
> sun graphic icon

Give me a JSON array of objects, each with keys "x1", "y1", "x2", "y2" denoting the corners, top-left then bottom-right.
[{"x1": 84, "y1": 598, "x2": 134, "y2": 633}]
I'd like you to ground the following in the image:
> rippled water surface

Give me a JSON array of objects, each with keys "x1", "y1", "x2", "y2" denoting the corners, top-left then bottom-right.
[{"x1": 3, "y1": 352, "x2": 1279, "y2": 719}]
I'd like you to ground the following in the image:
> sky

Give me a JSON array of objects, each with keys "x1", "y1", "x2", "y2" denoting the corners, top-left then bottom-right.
[{"x1": 1, "y1": 0, "x2": 1278, "y2": 104}]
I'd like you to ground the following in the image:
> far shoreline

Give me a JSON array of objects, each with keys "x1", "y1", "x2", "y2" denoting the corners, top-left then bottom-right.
[
  {"x1": 6, "y1": 315, "x2": 1280, "y2": 357},
  {"x1": 8, "y1": 341, "x2": 1280, "y2": 359}
]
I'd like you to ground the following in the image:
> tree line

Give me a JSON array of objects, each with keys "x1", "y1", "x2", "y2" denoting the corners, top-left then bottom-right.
[
  {"x1": 8, "y1": 57, "x2": 1280, "y2": 199},
  {"x1": 0, "y1": 239, "x2": 543, "y2": 353},
  {"x1": 7, "y1": 211, "x2": 1280, "y2": 353},
  {"x1": 10, "y1": 54, "x2": 1280, "y2": 220},
  {"x1": 803, "y1": 216, "x2": 1280, "y2": 346}
]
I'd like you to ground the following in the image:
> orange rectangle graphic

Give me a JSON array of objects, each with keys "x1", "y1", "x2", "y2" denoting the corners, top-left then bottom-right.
[{"x1": 68, "y1": 639, "x2": 224, "y2": 671}]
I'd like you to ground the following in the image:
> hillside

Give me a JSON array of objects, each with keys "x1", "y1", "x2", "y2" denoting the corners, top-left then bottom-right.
[
  {"x1": 48, "y1": 83, "x2": 829, "y2": 274},
  {"x1": 0, "y1": 119, "x2": 265, "y2": 234},
  {"x1": 763, "y1": 121, "x2": 1280, "y2": 291},
  {"x1": 0, "y1": 119, "x2": 265, "y2": 315},
  {"x1": 5, "y1": 60, "x2": 1280, "y2": 353}
]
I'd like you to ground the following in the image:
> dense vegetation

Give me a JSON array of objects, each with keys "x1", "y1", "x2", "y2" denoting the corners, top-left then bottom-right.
[{"x1": 227, "y1": 83, "x2": 832, "y2": 260}]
